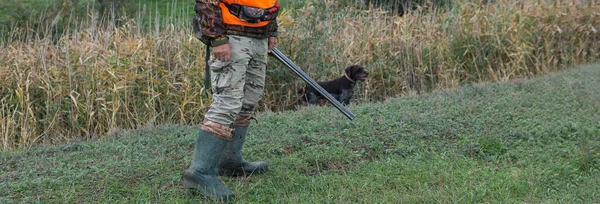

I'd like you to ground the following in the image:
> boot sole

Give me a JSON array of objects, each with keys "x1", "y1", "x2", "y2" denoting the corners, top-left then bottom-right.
[
  {"x1": 181, "y1": 176, "x2": 235, "y2": 201},
  {"x1": 217, "y1": 168, "x2": 268, "y2": 177},
  {"x1": 182, "y1": 176, "x2": 200, "y2": 189}
]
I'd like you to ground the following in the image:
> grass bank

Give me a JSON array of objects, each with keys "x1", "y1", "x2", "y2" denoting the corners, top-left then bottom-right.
[
  {"x1": 2, "y1": 64, "x2": 599, "y2": 203},
  {"x1": 0, "y1": 0, "x2": 599, "y2": 149}
]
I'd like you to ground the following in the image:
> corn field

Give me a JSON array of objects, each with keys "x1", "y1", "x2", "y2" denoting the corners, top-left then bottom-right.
[{"x1": 1, "y1": 0, "x2": 599, "y2": 150}]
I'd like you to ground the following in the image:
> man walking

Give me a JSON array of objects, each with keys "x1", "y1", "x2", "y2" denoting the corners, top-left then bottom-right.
[{"x1": 182, "y1": 0, "x2": 280, "y2": 200}]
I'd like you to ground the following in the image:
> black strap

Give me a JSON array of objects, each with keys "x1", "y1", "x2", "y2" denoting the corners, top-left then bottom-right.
[
  {"x1": 222, "y1": 2, "x2": 242, "y2": 16},
  {"x1": 222, "y1": 2, "x2": 278, "y2": 23},
  {"x1": 204, "y1": 45, "x2": 211, "y2": 91}
]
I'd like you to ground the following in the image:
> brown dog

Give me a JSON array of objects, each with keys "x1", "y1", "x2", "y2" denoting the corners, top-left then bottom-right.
[{"x1": 298, "y1": 65, "x2": 368, "y2": 105}]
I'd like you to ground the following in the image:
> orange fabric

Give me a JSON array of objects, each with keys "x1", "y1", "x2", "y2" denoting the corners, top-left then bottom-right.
[{"x1": 220, "y1": 0, "x2": 277, "y2": 27}]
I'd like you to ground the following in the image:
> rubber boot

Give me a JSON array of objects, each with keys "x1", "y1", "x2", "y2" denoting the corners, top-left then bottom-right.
[
  {"x1": 217, "y1": 125, "x2": 268, "y2": 177},
  {"x1": 182, "y1": 129, "x2": 235, "y2": 200}
]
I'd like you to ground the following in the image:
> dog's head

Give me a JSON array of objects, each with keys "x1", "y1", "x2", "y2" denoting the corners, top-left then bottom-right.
[{"x1": 345, "y1": 65, "x2": 369, "y2": 82}]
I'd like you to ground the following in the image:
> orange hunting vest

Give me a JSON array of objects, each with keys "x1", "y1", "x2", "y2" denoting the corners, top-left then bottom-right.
[{"x1": 219, "y1": 0, "x2": 278, "y2": 27}]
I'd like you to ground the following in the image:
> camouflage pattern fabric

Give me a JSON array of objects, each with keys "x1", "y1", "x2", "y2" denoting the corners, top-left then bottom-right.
[
  {"x1": 195, "y1": 0, "x2": 278, "y2": 42},
  {"x1": 204, "y1": 35, "x2": 268, "y2": 125},
  {"x1": 195, "y1": 0, "x2": 227, "y2": 39}
]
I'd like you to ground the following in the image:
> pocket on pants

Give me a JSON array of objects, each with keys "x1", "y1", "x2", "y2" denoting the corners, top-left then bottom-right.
[
  {"x1": 210, "y1": 60, "x2": 234, "y2": 94},
  {"x1": 210, "y1": 59, "x2": 232, "y2": 72}
]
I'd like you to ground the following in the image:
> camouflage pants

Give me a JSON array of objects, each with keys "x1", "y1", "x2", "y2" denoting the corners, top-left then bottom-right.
[{"x1": 204, "y1": 35, "x2": 268, "y2": 126}]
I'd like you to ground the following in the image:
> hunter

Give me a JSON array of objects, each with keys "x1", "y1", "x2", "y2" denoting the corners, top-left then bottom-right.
[{"x1": 182, "y1": 0, "x2": 280, "y2": 200}]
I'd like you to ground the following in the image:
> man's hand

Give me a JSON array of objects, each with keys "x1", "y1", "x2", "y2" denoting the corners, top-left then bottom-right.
[
  {"x1": 268, "y1": 36, "x2": 277, "y2": 51},
  {"x1": 213, "y1": 43, "x2": 231, "y2": 61}
]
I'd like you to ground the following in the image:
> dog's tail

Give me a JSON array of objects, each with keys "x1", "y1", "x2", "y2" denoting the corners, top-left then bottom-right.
[
  {"x1": 296, "y1": 86, "x2": 308, "y2": 104},
  {"x1": 297, "y1": 87, "x2": 305, "y2": 95}
]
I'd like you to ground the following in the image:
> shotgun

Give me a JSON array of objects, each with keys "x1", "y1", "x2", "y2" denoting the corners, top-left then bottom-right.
[{"x1": 269, "y1": 48, "x2": 355, "y2": 120}]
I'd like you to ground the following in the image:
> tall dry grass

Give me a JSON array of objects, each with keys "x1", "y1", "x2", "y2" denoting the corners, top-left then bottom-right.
[
  {"x1": 1, "y1": 0, "x2": 599, "y2": 150},
  {"x1": 269, "y1": 0, "x2": 599, "y2": 103},
  {"x1": 0, "y1": 3, "x2": 207, "y2": 149}
]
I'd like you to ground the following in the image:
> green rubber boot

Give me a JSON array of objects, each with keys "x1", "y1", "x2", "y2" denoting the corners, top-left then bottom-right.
[
  {"x1": 217, "y1": 125, "x2": 268, "y2": 177},
  {"x1": 182, "y1": 129, "x2": 235, "y2": 200}
]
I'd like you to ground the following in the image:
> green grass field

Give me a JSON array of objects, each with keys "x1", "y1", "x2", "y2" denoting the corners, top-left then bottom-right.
[{"x1": 2, "y1": 64, "x2": 599, "y2": 203}]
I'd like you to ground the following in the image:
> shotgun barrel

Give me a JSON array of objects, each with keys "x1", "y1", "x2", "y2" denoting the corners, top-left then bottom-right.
[{"x1": 270, "y1": 48, "x2": 356, "y2": 120}]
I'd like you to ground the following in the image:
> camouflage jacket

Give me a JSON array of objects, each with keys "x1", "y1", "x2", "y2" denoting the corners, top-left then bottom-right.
[{"x1": 195, "y1": 0, "x2": 278, "y2": 47}]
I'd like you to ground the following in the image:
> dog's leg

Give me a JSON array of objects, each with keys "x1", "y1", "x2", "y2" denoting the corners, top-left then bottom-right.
[
  {"x1": 330, "y1": 93, "x2": 341, "y2": 101},
  {"x1": 308, "y1": 92, "x2": 319, "y2": 105},
  {"x1": 339, "y1": 89, "x2": 354, "y2": 105}
]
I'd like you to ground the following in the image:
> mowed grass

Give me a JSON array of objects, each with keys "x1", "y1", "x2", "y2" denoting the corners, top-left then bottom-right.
[{"x1": 2, "y1": 64, "x2": 600, "y2": 203}]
